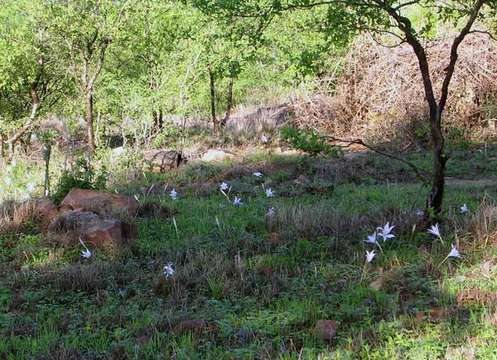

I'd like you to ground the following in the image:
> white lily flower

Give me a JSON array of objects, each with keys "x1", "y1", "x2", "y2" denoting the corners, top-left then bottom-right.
[
  {"x1": 365, "y1": 250, "x2": 376, "y2": 263},
  {"x1": 427, "y1": 223, "x2": 441, "y2": 237},
  {"x1": 220, "y1": 182, "x2": 229, "y2": 191},
  {"x1": 265, "y1": 188, "x2": 274, "y2": 198},
  {"x1": 79, "y1": 238, "x2": 92, "y2": 259},
  {"x1": 170, "y1": 189, "x2": 178, "y2": 200},
  {"x1": 448, "y1": 244, "x2": 461, "y2": 259},
  {"x1": 261, "y1": 135, "x2": 269, "y2": 143},
  {"x1": 460, "y1": 204, "x2": 469, "y2": 215},
  {"x1": 267, "y1": 207, "x2": 276, "y2": 217},
  {"x1": 364, "y1": 231, "x2": 378, "y2": 245},
  {"x1": 233, "y1": 196, "x2": 242, "y2": 206},
  {"x1": 4, "y1": 177, "x2": 12, "y2": 186},
  {"x1": 377, "y1": 222, "x2": 395, "y2": 241},
  {"x1": 415, "y1": 209, "x2": 424, "y2": 217},
  {"x1": 163, "y1": 262, "x2": 175, "y2": 278},
  {"x1": 253, "y1": 171, "x2": 263, "y2": 178}
]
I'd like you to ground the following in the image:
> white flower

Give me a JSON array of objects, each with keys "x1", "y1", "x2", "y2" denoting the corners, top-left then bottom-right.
[
  {"x1": 163, "y1": 262, "x2": 175, "y2": 278},
  {"x1": 233, "y1": 196, "x2": 242, "y2": 206},
  {"x1": 79, "y1": 238, "x2": 92, "y2": 259},
  {"x1": 253, "y1": 171, "x2": 263, "y2": 178},
  {"x1": 4, "y1": 177, "x2": 12, "y2": 186},
  {"x1": 170, "y1": 189, "x2": 178, "y2": 200},
  {"x1": 460, "y1": 204, "x2": 469, "y2": 215},
  {"x1": 26, "y1": 183, "x2": 35, "y2": 193},
  {"x1": 377, "y1": 222, "x2": 395, "y2": 241},
  {"x1": 261, "y1": 135, "x2": 269, "y2": 143},
  {"x1": 448, "y1": 244, "x2": 461, "y2": 259},
  {"x1": 427, "y1": 223, "x2": 441, "y2": 238},
  {"x1": 415, "y1": 209, "x2": 424, "y2": 217},
  {"x1": 365, "y1": 250, "x2": 376, "y2": 263},
  {"x1": 267, "y1": 207, "x2": 276, "y2": 217},
  {"x1": 220, "y1": 182, "x2": 229, "y2": 191},
  {"x1": 265, "y1": 188, "x2": 274, "y2": 198},
  {"x1": 364, "y1": 231, "x2": 378, "y2": 245}
]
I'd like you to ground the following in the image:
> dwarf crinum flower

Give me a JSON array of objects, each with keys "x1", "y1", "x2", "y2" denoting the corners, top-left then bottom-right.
[
  {"x1": 460, "y1": 204, "x2": 469, "y2": 215},
  {"x1": 253, "y1": 171, "x2": 263, "y2": 177},
  {"x1": 365, "y1": 250, "x2": 376, "y2": 263},
  {"x1": 427, "y1": 223, "x2": 441, "y2": 237},
  {"x1": 79, "y1": 238, "x2": 92, "y2": 259},
  {"x1": 377, "y1": 222, "x2": 395, "y2": 241},
  {"x1": 163, "y1": 263, "x2": 175, "y2": 278},
  {"x1": 170, "y1": 189, "x2": 178, "y2": 200},
  {"x1": 448, "y1": 244, "x2": 461, "y2": 259},
  {"x1": 220, "y1": 182, "x2": 229, "y2": 191},
  {"x1": 265, "y1": 188, "x2": 274, "y2": 198},
  {"x1": 364, "y1": 231, "x2": 378, "y2": 245},
  {"x1": 233, "y1": 196, "x2": 242, "y2": 206},
  {"x1": 267, "y1": 207, "x2": 276, "y2": 217}
]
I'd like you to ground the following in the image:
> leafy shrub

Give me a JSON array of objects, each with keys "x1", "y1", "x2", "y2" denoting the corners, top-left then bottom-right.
[
  {"x1": 280, "y1": 126, "x2": 340, "y2": 157},
  {"x1": 51, "y1": 157, "x2": 107, "y2": 204}
]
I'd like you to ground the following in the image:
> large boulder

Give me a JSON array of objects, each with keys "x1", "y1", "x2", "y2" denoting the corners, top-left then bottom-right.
[
  {"x1": 48, "y1": 209, "x2": 136, "y2": 251},
  {"x1": 143, "y1": 149, "x2": 185, "y2": 172},
  {"x1": 60, "y1": 188, "x2": 139, "y2": 217}
]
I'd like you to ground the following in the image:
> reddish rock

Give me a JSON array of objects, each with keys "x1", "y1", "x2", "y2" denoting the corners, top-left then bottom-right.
[
  {"x1": 48, "y1": 209, "x2": 136, "y2": 251},
  {"x1": 60, "y1": 188, "x2": 139, "y2": 217},
  {"x1": 314, "y1": 320, "x2": 337, "y2": 342},
  {"x1": 173, "y1": 320, "x2": 208, "y2": 336},
  {"x1": 84, "y1": 219, "x2": 124, "y2": 249}
]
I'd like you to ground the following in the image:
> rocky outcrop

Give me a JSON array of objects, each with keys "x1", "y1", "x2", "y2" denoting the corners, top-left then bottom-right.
[
  {"x1": 60, "y1": 188, "x2": 139, "y2": 217},
  {"x1": 143, "y1": 149, "x2": 185, "y2": 172},
  {"x1": 31, "y1": 189, "x2": 139, "y2": 253}
]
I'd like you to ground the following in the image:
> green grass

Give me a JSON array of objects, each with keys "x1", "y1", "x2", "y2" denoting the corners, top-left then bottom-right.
[{"x1": 2, "y1": 146, "x2": 497, "y2": 358}]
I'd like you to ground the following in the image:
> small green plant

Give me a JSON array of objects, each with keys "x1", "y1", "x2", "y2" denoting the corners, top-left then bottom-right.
[
  {"x1": 280, "y1": 126, "x2": 340, "y2": 157},
  {"x1": 51, "y1": 157, "x2": 107, "y2": 204}
]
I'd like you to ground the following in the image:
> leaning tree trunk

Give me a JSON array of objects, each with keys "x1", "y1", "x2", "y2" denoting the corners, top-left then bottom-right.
[{"x1": 85, "y1": 88, "x2": 95, "y2": 153}]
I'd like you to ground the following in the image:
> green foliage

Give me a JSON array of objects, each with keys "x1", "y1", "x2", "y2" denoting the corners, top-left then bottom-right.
[
  {"x1": 51, "y1": 157, "x2": 107, "y2": 204},
  {"x1": 280, "y1": 126, "x2": 340, "y2": 157}
]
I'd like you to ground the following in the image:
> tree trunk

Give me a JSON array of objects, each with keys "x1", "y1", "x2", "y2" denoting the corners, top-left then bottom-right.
[
  {"x1": 208, "y1": 66, "x2": 219, "y2": 133},
  {"x1": 43, "y1": 143, "x2": 51, "y2": 197},
  {"x1": 85, "y1": 89, "x2": 95, "y2": 152},
  {"x1": 0, "y1": 133, "x2": 4, "y2": 159},
  {"x1": 7, "y1": 88, "x2": 40, "y2": 159},
  {"x1": 426, "y1": 109, "x2": 447, "y2": 216},
  {"x1": 153, "y1": 109, "x2": 163, "y2": 132},
  {"x1": 221, "y1": 78, "x2": 234, "y2": 128}
]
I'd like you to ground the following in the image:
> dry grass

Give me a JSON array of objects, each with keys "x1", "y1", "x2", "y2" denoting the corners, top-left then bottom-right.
[{"x1": 292, "y1": 33, "x2": 497, "y2": 149}]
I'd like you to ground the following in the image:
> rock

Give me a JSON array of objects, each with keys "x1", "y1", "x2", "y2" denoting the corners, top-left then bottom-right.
[
  {"x1": 143, "y1": 149, "x2": 185, "y2": 172},
  {"x1": 173, "y1": 320, "x2": 208, "y2": 336},
  {"x1": 48, "y1": 209, "x2": 136, "y2": 251},
  {"x1": 84, "y1": 219, "x2": 123, "y2": 249},
  {"x1": 48, "y1": 209, "x2": 100, "y2": 233},
  {"x1": 60, "y1": 188, "x2": 139, "y2": 217},
  {"x1": 314, "y1": 320, "x2": 337, "y2": 342},
  {"x1": 201, "y1": 149, "x2": 234, "y2": 162},
  {"x1": 110, "y1": 146, "x2": 125, "y2": 159}
]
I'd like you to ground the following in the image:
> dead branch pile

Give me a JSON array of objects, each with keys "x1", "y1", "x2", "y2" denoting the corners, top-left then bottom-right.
[{"x1": 292, "y1": 33, "x2": 497, "y2": 149}]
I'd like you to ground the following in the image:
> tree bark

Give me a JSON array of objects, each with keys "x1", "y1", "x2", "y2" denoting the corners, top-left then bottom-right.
[
  {"x1": 208, "y1": 66, "x2": 219, "y2": 133},
  {"x1": 85, "y1": 89, "x2": 95, "y2": 152},
  {"x1": 221, "y1": 78, "x2": 234, "y2": 128}
]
